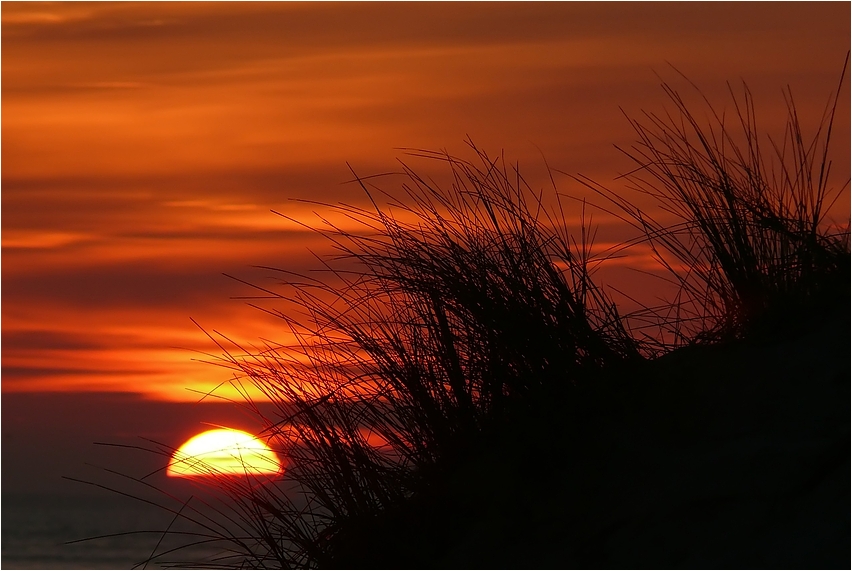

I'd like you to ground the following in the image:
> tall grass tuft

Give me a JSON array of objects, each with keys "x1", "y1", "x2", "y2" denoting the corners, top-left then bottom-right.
[
  {"x1": 183, "y1": 144, "x2": 643, "y2": 566},
  {"x1": 574, "y1": 58, "x2": 850, "y2": 343}
]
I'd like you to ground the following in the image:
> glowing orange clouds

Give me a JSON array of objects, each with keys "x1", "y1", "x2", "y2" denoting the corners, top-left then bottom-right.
[
  {"x1": 2, "y1": 2, "x2": 847, "y2": 404},
  {"x1": 168, "y1": 428, "x2": 281, "y2": 478}
]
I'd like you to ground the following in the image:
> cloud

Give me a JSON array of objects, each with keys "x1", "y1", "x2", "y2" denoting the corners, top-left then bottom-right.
[
  {"x1": 3, "y1": 2, "x2": 848, "y2": 401},
  {"x1": 1, "y1": 330, "x2": 110, "y2": 352}
]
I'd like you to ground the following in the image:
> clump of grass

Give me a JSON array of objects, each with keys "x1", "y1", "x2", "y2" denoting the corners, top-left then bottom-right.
[
  {"x1": 82, "y1": 60, "x2": 849, "y2": 569},
  {"x1": 182, "y1": 143, "x2": 643, "y2": 566},
  {"x1": 573, "y1": 57, "x2": 850, "y2": 343}
]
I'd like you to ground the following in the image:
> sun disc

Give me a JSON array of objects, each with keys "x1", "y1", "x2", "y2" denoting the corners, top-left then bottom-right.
[{"x1": 168, "y1": 428, "x2": 281, "y2": 478}]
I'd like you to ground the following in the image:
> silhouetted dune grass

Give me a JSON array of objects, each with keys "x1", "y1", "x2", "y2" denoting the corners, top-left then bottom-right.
[
  {"x1": 78, "y1": 62, "x2": 849, "y2": 568},
  {"x1": 574, "y1": 58, "x2": 850, "y2": 344},
  {"x1": 184, "y1": 143, "x2": 645, "y2": 566}
]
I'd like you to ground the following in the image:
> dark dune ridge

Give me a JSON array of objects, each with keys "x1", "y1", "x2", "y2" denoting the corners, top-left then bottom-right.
[{"x1": 325, "y1": 305, "x2": 849, "y2": 568}]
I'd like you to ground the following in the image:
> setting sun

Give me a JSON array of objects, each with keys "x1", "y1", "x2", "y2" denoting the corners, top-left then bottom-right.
[{"x1": 168, "y1": 428, "x2": 281, "y2": 478}]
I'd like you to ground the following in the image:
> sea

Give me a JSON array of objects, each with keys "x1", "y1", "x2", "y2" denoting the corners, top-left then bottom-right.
[{"x1": 2, "y1": 491, "x2": 237, "y2": 569}]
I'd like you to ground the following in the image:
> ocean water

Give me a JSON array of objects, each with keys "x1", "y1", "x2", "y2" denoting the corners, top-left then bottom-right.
[
  {"x1": 2, "y1": 492, "x2": 230, "y2": 569},
  {"x1": 3, "y1": 492, "x2": 175, "y2": 569}
]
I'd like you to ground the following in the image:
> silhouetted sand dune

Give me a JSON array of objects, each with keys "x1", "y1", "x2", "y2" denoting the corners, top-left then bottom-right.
[{"x1": 325, "y1": 306, "x2": 849, "y2": 568}]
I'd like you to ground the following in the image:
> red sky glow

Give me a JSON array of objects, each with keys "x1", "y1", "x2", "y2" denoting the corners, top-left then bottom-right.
[{"x1": 3, "y1": 2, "x2": 849, "y2": 402}]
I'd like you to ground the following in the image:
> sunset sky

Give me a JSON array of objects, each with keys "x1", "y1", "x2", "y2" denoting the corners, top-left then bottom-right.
[{"x1": 2, "y1": 2, "x2": 850, "y2": 495}]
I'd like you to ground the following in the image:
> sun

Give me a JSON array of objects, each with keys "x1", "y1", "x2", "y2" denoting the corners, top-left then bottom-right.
[{"x1": 168, "y1": 428, "x2": 282, "y2": 478}]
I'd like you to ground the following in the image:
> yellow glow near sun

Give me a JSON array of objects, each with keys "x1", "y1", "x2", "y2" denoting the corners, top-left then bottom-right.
[{"x1": 168, "y1": 428, "x2": 281, "y2": 478}]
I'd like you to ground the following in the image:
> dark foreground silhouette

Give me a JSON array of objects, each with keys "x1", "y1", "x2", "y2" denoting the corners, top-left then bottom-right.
[
  {"x1": 74, "y1": 64, "x2": 851, "y2": 569},
  {"x1": 324, "y1": 302, "x2": 850, "y2": 569}
]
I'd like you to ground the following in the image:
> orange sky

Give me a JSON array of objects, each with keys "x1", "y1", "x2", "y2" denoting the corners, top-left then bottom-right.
[{"x1": 3, "y1": 2, "x2": 850, "y2": 402}]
